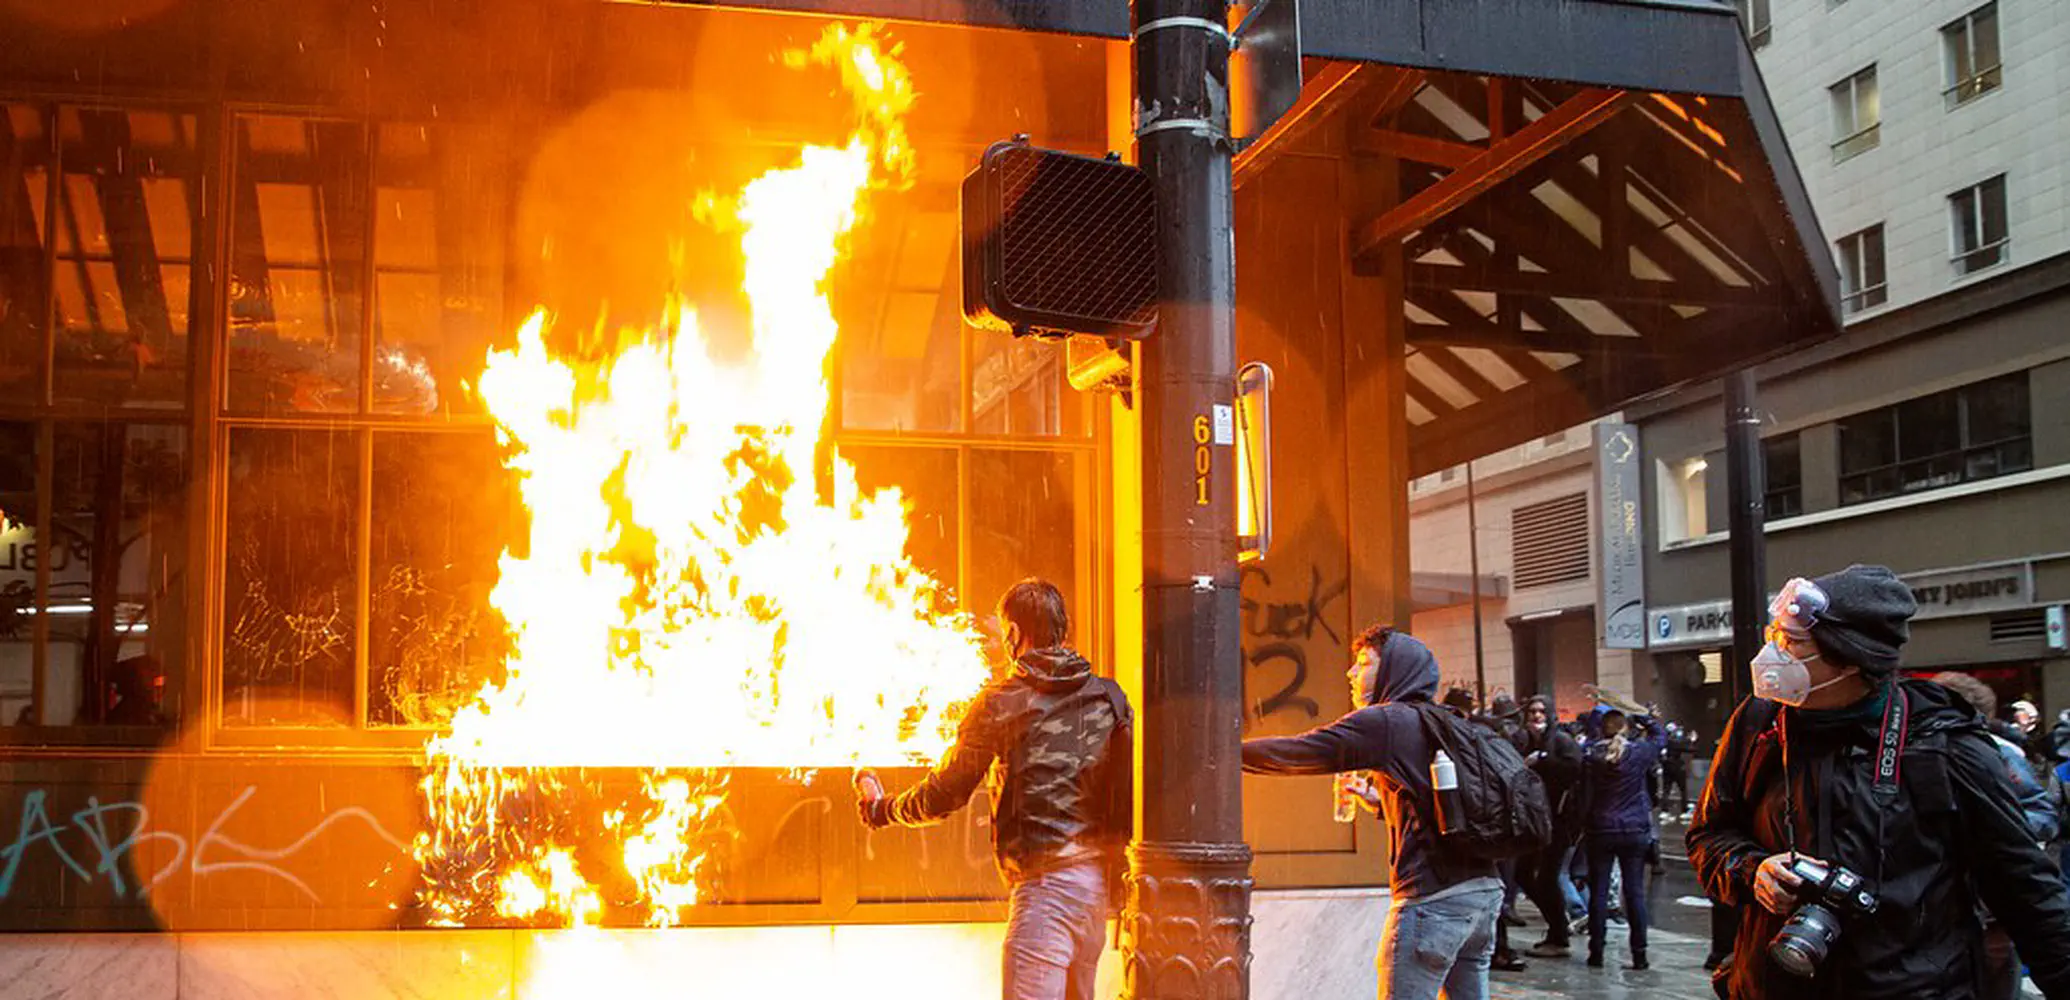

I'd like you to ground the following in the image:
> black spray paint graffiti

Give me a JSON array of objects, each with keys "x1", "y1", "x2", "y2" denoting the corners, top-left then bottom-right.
[
  {"x1": 1240, "y1": 564, "x2": 1347, "y2": 723},
  {"x1": 0, "y1": 786, "x2": 409, "y2": 903}
]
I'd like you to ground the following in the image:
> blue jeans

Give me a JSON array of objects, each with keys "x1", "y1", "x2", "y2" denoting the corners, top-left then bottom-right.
[
  {"x1": 1377, "y1": 882, "x2": 1502, "y2": 1000},
  {"x1": 1557, "y1": 844, "x2": 1585, "y2": 917},
  {"x1": 1586, "y1": 832, "x2": 1652, "y2": 961},
  {"x1": 1004, "y1": 859, "x2": 1107, "y2": 1000}
]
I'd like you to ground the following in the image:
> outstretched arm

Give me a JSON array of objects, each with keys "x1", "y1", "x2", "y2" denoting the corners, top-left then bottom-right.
[
  {"x1": 1243, "y1": 707, "x2": 1393, "y2": 776},
  {"x1": 875, "y1": 693, "x2": 1000, "y2": 828}
]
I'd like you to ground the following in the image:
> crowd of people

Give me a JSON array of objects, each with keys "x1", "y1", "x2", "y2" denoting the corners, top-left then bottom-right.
[{"x1": 852, "y1": 565, "x2": 2070, "y2": 1000}]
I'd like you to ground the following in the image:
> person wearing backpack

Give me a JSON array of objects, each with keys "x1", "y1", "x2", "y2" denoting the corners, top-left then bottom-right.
[
  {"x1": 1687, "y1": 565, "x2": 2070, "y2": 1000},
  {"x1": 1580, "y1": 708, "x2": 1667, "y2": 970},
  {"x1": 856, "y1": 578, "x2": 1131, "y2": 1000},
  {"x1": 1242, "y1": 624, "x2": 1547, "y2": 1000}
]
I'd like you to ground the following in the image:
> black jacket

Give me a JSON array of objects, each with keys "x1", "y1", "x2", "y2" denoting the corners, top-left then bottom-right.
[
  {"x1": 1518, "y1": 722, "x2": 1584, "y2": 843},
  {"x1": 1688, "y1": 681, "x2": 2070, "y2": 1000},
  {"x1": 1240, "y1": 631, "x2": 1498, "y2": 898},
  {"x1": 883, "y1": 647, "x2": 1132, "y2": 881}
]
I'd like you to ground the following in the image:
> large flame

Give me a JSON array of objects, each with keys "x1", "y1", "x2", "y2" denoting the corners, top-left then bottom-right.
[{"x1": 415, "y1": 24, "x2": 989, "y2": 928}]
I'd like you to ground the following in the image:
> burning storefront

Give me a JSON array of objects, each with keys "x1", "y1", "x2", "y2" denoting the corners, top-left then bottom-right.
[{"x1": 0, "y1": 1, "x2": 1836, "y2": 997}]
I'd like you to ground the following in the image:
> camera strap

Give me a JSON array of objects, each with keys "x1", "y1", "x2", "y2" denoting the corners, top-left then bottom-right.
[{"x1": 1872, "y1": 681, "x2": 1910, "y2": 799}]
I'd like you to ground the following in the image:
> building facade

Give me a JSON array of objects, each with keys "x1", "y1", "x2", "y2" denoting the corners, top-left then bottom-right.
[
  {"x1": 1409, "y1": 421, "x2": 1647, "y2": 722},
  {"x1": 1647, "y1": 0, "x2": 2070, "y2": 731}
]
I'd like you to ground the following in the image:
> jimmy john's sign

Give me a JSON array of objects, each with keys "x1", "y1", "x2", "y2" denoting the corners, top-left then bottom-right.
[
  {"x1": 1648, "y1": 560, "x2": 2037, "y2": 649},
  {"x1": 1905, "y1": 561, "x2": 2033, "y2": 621}
]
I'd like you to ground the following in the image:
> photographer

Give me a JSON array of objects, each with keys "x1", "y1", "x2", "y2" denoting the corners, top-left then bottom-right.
[{"x1": 1688, "y1": 565, "x2": 2070, "y2": 999}]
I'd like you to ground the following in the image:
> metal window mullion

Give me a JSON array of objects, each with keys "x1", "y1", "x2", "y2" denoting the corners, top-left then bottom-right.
[
  {"x1": 353, "y1": 125, "x2": 379, "y2": 729},
  {"x1": 353, "y1": 427, "x2": 372, "y2": 728},
  {"x1": 37, "y1": 103, "x2": 57, "y2": 407},
  {"x1": 955, "y1": 445, "x2": 971, "y2": 621},
  {"x1": 362, "y1": 122, "x2": 378, "y2": 416},
  {"x1": 30, "y1": 420, "x2": 52, "y2": 725},
  {"x1": 188, "y1": 104, "x2": 231, "y2": 753}
]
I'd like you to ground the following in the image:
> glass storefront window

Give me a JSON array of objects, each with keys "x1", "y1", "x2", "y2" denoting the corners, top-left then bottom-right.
[
  {"x1": 970, "y1": 333, "x2": 1084, "y2": 438},
  {"x1": 967, "y1": 449, "x2": 1084, "y2": 639},
  {"x1": 221, "y1": 427, "x2": 358, "y2": 726},
  {"x1": 372, "y1": 122, "x2": 504, "y2": 417},
  {"x1": 226, "y1": 116, "x2": 370, "y2": 415},
  {"x1": 0, "y1": 420, "x2": 188, "y2": 729},
  {"x1": 1, "y1": 105, "x2": 51, "y2": 399},
  {"x1": 368, "y1": 431, "x2": 511, "y2": 727},
  {"x1": 837, "y1": 193, "x2": 963, "y2": 434},
  {"x1": 51, "y1": 108, "x2": 198, "y2": 409}
]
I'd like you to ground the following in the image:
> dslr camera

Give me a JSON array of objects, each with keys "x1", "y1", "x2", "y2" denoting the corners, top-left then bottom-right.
[{"x1": 1769, "y1": 856, "x2": 1879, "y2": 977}]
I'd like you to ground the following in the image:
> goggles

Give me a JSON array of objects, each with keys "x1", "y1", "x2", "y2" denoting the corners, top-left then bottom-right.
[{"x1": 1763, "y1": 577, "x2": 1830, "y2": 648}]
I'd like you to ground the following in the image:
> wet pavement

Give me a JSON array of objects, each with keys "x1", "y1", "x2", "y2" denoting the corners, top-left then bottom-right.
[{"x1": 1486, "y1": 854, "x2": 1720, "y2": 1000}]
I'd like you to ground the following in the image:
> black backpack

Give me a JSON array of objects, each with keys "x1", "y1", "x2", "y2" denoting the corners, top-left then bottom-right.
[{"x1": 1410, "y1": 702, "x2": 1554, "y2": 859}]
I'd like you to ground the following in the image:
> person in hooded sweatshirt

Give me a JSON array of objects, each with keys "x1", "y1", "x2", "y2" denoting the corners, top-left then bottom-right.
[
  {"x1": 858, "y1": 578, "x2": 1132, "y2": 1000},
  {"x1": 1687, "y1": 564, "x2": 2070, "y2": 1000},
  {"x1": 1241, "y1": 625, "x2": 1504, "y2": 1000}
]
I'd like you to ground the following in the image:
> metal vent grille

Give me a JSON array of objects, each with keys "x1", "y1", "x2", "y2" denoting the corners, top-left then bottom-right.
[
  {"x1": 964, "y1": 143, "x2": 1157, "y2": 338},
  {"x1": 1990, "y1": 610, "x2": 2048, "y2": 643},
  {"x1": 1511, "y1": 493, "x2": 1590, "y2": 589}
]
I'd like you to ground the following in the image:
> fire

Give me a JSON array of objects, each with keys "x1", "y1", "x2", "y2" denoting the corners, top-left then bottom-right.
[{"x1": 414, "y1": 24, "x2": 989, "y2": 927}]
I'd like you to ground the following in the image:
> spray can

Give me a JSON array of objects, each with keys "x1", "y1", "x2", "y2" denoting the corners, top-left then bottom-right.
[
  {"x1": 1430, "y1": 749, "x2": 1462, "y2": 835},
  {"x1": 1332, "y1": 773, "x2": 1360, "y2": 823},
  {"x1": 853, "y1": 767, "x2": 885, "y2": 803}
]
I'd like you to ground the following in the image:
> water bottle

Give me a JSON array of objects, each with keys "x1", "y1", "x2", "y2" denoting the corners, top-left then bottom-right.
[
  {"x1": 1332, "y1": 773, "x2": 1360, "y2": 823},
  {"x1": 1430, "y1": 749, "x2": 1462, "y2": 835},
  {"x1": 853, "y1": 767, "x2": 884, "y2": 803}
]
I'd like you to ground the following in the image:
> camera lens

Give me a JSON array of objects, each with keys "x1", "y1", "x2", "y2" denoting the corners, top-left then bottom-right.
[{"x1": 1768, "y1": 904, "x2": 1840, "y2": 978}]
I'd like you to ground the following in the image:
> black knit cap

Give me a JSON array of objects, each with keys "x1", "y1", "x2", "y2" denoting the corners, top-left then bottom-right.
[{"x1": 1807, "y1": 564, "x2": 1917, "y2": 674}]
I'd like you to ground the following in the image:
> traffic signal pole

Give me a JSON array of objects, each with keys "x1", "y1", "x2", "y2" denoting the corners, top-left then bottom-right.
[{"x1": 1121, "y1": 1, "x2": 1254, "y2": 997}]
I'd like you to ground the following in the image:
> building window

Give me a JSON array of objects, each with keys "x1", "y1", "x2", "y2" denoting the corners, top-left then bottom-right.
[
  {"x1": 1950, "y1": 175, "x2": 2009, "y2": 276},
  {"x1": 1658, "y1": 456, "x2": 1710, "y2": 543},
  {"x1": 1836, "y1": 225, "x2": 1887, "y2": 314},
  {"x1": 1764, "y1": 434, "x2": 1803, "y2": 520},
  {"x1": 1837, "y1": 372, "x2": 2032, "y2": 505},
  {"x1": 1829, "y1": 65, "x2": 1880, "y2": 161},
  {"x1": 1944, "y1": 3, "x2": 2003, "y2": 109},
  {"x1": 1736, "y1": 0, "x2": 1771, "y2": 48}
]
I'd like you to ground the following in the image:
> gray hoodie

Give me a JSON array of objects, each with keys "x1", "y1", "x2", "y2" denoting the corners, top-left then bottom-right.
[{"x1": 1242, "y1": 631, "x2": 1498, "y2": 898}]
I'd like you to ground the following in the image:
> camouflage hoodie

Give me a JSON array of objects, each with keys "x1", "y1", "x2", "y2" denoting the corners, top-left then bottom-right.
[{"x1": 884, "y1": 647, "x2": 1133, "y2": 881}]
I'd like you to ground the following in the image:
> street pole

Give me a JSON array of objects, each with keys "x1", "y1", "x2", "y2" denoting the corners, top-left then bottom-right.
[
  {"x1": 1716, "y1": 367, "x2": 1767, "y2": 965},
  {"x1": 1123, "y1": 1, "x2": 1252, "y2": 998},
  {"x1": 1724, "y1": 369, "x2": 1765, "y2": 716},
  {"x1": 1467, "y1": 460, "x2": 1487, "y2": 703}
]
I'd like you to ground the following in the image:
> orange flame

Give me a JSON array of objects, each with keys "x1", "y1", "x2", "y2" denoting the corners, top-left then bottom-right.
[{"x1": 414, "y1": 24, "x2": 986, "y2": 927}]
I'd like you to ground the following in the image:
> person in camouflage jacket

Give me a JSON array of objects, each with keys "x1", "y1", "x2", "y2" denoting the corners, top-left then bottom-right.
[{"x1": 859, "y1": 578, "x2": 1132, "y2": 1000}]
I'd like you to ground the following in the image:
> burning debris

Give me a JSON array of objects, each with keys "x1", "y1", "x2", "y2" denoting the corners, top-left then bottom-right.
[{"x1": 413, "y1": 24, "x2": 989, "y2": 928}]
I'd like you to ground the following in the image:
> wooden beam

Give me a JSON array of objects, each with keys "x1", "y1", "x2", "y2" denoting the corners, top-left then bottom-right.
[
  {"x1": 1408, "y1": 261, "x2": 1769, "y2": 309},
  {"x1": 1408, "y1": 339, "x2": 1506, "y2": 404},
  {"x1": 1353, "y1": 129, "x2": 1482, "y2": 168},
  {"x1": 1407, "y1": 320, "x2": 1644, "y2": 356},
  {"x1": 1352, "y1": 87, "x2": 1635, "y2": 259},
  {"x1": 1234, "y1": 64, "x2": 1418, "y2": 189}
]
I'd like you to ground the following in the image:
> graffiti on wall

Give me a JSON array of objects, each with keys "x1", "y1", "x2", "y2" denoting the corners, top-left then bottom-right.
[
  {"x1": 1240, "y1": 563, "x2": 1347, "y2": 724},
  {"x1": 0, "y1": 785, "x2": 409, "y2": 904}
]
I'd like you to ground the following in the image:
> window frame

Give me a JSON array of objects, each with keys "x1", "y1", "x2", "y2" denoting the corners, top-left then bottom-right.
[
  {"x1": 1950, "y1": 174, "x2": 2010, "y2": 276},
  {"x1": 1836, "y1": 373, "x2": 2032, "y2": 506},
  {"x1": 1736, "y1": 0, "x2": 1772, "y2": 49},
  {"x1": 1943, "y1": 3, "x2": 2003, "y2": 110},
  {"x1": 1829, "y1": 64, "x2": 1881, "y2": 162},
  {"x1": 0, "y1": 99, "x2": 207, "y2": 750},
  {"x1": 1835, "y1": 224, "x2": 1888, "y2": 315},
  {"x1": 1762, "y1": 433, "x2": 1804, "y2": 521}
]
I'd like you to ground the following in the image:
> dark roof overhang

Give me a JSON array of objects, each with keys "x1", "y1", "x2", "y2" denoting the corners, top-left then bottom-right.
[{"x1": 1233, "y1": 1, "x2": 1841, "y2": 476}]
